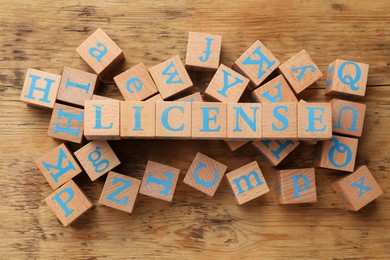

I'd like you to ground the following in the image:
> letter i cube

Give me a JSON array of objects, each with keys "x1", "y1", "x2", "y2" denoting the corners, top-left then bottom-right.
[
  {"x1": 315, "y1": 135, "x2": 358, "y2": 172},
  {"x1": 185, "y1": 32, "x2": 222, "y2": 71},
  {"x1": 279, "y1": 49, "x2": 323, "y2": 94},
  {"x1": 183, "y1": 152, "x2": 228, "y2": 197},
  {"x1": 149, "y1": 55, "x2": 193, "y2": 99},
  {"x1": 139, "y1": 161, "x2": 180, "y2": 202},
  {"x1": 252, "y1": 139, "x2": 300, "y2": 166},
  {"x1": 121, "y1": 101, "x2": 156, "y2": 138},
  {"x1": 48, "y1": 103, "x2": 84, "y2": 144},
  {"x1": 298, "y1": 102, "x2": 332, "y2": 140},
  {"x1": 278, "y1": 168, "x2": 317, "y2": 204},
  {"x1": 45, "y1": 180, "x2": 94, "y2": 226},
  {"x1": 35, "y1": 144, "x2": 82, "y2": 190},
  {"x1": 99, "y1": 171, "x2": 141, "y2": 213},
  {"x1": 225, "y1": 161, "x2": 269, "y2": 205},
  {"x1": 325, "y1": 59, "x2": 369, "y2": 98},
  {"x1": 20, "y1": 68, "x2": 61, "y2": 109},
  {"x1": 332, "y1": 166, "x2": 383, "y2": 211},
  {"x1": 74, "y1": 140, "x2": 121, "y2": 181},
  {"x1": 56, "y1": 67, "x2": 98, "y2": 107}
]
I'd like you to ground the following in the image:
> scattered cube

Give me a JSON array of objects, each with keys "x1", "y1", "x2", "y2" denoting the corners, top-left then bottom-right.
[
  {"x1": 74, "y1": 140, "x2": 121, "y2": 181},
  {"x1": 185, "y1": 32, "x2": 222, "y2": 71},
  {"x1": 325, "y1": 59, "x2": 369, "y2": 98},
  {"x1": 297, "y1": 102, "x2": 332, "y2": 140},
  {"x1": 251, "y1": 75, "x2": 297, "y2": 103},
  {"x1": 35, "y1": 144, "x2": 82, "y2": 190},
  {"x1": 330, "y1": 98, "x2": 366, "y2": 138},
  {"x1": 225, "y1": 161, "x2": 270, "y2": 205},
  {"x1": 262, "y1": 102, "x2": 297, "y2": 139},
  {"x1": 155, "y1": 101, "x2": 192, "y2": 138},
  {"x1": 204, "y1": 64, "x2": 249, "y2": 103},
  {"x1": 114, "y1": 63, "x2": 158, "y2": 101},
  {"x1": 139, "y1": 161, "x2": 180, "y2": 202},
  {"x1": 98, "y1": 171, "x2": 141, "y2": 213},
  {"x1": 176, "y1": 92, "x2": 203, "y2": 102},
  {"x1": 48, "y1": 103, "x2": 84, "y2": 144},
  {"x1": 253, "y1": 139, "x2": 300, "y2": 166},
  {"x1": 225, "y1": 140, "x2": 249, "y2": 151},
  {"x1": 149, "y1": 55, "x2": 193, "y2": 99},
  {"x1": 233, "y1": 40, "x2": 280, "y2": 88},
  {"x1": 76, "y1": 28, "x2": 124, "y2": 76},
  {"x1": 57, "y1": 67, "x2": 98, "y2": 107},
  {"x1": 145, "y1": 93, "x2": 164, "y2": 102},
  {"x1": 279, "y1": 50, "x2": 323, "y2": 94},
  {"x1": 183, "y1": 152, "x2": 227, "y2": 197},
  {"x1": 20, "y1": 68, "x2": 61, "y2": 109},
  {"x1": 121, "y1": 101, "x2": 155, "y2": 138},
  {"x1": 192, "y1": 102, "x2": 227, "y2": 139},
  {"x1": 84, "y1": 100, "x2": 120, "y2": 140},
  {"x1": 315, "y1": 135, "x2": 358, "y2": 172},
  {"x1": 332, "y1": 165, "x2": 383, "y2": 211},
  {"x1": 278, "y1": 168, "x2": 317, "y2": 204},
  {"x1": 227, "y1": 103, "x2": 262, "y2": 140},
  {"x1": 45, "y1": 180, "x2": 94, "y2": 226}
]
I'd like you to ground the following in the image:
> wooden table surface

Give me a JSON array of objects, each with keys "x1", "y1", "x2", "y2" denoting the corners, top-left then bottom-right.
[{"x1": 1, "y1": 0, "x2": 389, "y2": 259}]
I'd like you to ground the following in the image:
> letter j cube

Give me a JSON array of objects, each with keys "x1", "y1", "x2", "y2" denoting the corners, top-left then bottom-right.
[
  {"x1": 45, "y1": 180, "x2": 94, "y2": 226},
  {"x1": 332, "y1": 165, "x2": 383, "y2": 211},
  {"x1": 225, "y1": 161, "x2": 269, "y2": 205}
]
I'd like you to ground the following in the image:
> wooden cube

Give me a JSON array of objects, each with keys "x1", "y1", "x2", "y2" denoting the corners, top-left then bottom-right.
[
  {"x1": 262, "y1": 102, "x2": 297, "y2": 139},
  {"x1": 278, "y1": 168, "x2": 317, "y2": 204},
  {"x1": 332, "y1": 165, "x2": 383, "y2": 211},
  {"x1": 176, "y1": 92, "x2": 203, "y2": 102},
  {"x1": 315, "y1": 135, "x2": 358, "y2": 172},
  {"x1": 48, "y1": 103, "x2": 84, "y2": 144},
  {"x1": 76, "y1": 28, "x2": 124, "y2": 76},
  {"x1": 45, "y1": 180, "x2": 94, "y2": 226},
  {"x1": 227, "y1": 103, "x2": 262, "y2": 140},
  {"x1": 98, "y1": 171, "x2": 141, "y2": 213},
  {"x1": 298, "y1": 102, "x2": 332, "y2": 140},
  {"x1": 251, "y1": 75, "x2": 297, "y2": 103},
  {"x1": 253, "y1": 139, "x2": 300, "y2": 166},
  {"x1": 114, "y1": 63, "x2": 158, "y2": 101},
  {"x1": 149, "y1": 55, "x2": 193, "y2": 99},
  {"x1": 204, "y1": 64, "x2": 249, "y2": 103},
  {"x1": 20, "y1": 68, "x2": 61, "y2": 109},
  {"x1": 92, "y1": 94, "x2": 116, "y2": 101},
  {"x1": 74, "y1": 140, "x2": 121, "y2": 181},
  {"x1": 35, "y1": 144, "x2": 82, "y2": 190},
  {"x1": 57, "y1": 67, "x2": 98, "y2": 107},
  {"x1": 225, "y1": 141, "x2": 249, "y2": 151},
  {"x1": 325, "y1": 59, "x2": 369, "y2": 98},
  {"x1": 121, "y1": 101, "x2": 155, "y2": 138},
  {"x1": 279, "y1": 50, "x2": 323, "y2": 94},
  {"x1": 84, "y1": 100, "x2": 120, "y2": 140},
  {"x1": 192, "y1": 102, "x2": 227, "y2": 139},
  {"x1": 225, "y1": 161, "x2": 269, "y2": 205},
  {"x1": 233, "y1": 40, "x2": 280, "y2": 89},
  {"x1": 330, "y1": 98, "x2": 366, "y2": 138},
  {"x1": 139, "y1": 161, "x2": 180, "y2": 202},
  {"x1": 185, "y1": 32, "x2": 222, "y2": 71},
  {"x1": 155, "y1": 101, "x2": 191, "y2": 138},
  {"x1": 145, "y1": 93, "x2": 164, "y2": 102},
  {"x1": 183, "y1": 152, "x2": 227, "y2": 197}
]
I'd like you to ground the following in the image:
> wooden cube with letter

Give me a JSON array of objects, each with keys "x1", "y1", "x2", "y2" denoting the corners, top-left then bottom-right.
[
  {"x1": 262, "y1": 102, "x2": 297, "y2": 139},
  {"x1": 227, "y1": 103, "x2": 262, "y2": 140},
  {"x1": 253, "y1": 139, "x2": 300, "y2": 166},
  {"x1": 298, "y1": 102, "x2": 332, "y2": 140},
  {"x1": 192, "y1": 102, "x2": 227, "y2": 139},
  {"x1": 251, "y1": 75, "x2": 297, "y2": 103},
  {"x1": 176, "y1": 92, "x2": 203, "y2": 102},
  {"x1": 121, "y1": 101, "x2": 155, "y2": 138},
  {"x1": 155, "y1": 101, "x2": 191, "y2": 138}
]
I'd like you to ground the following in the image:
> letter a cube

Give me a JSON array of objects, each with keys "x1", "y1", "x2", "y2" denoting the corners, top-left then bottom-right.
[
  {"x1": 183, "y1": 152, "x2": 228, "y2": 197},
  {"x1": 149, "y1": 55, "x2": 193, "y2": 99},
  {"x1": 99, "y1": 171, "x2": 141, "y2": 213},
  {"x1": 74, "y1": 140, "x2": 121, "y2": 181},
  {"x1": 45, "y1": 180, "x2": 94, "y2": 226},
  {"x1": 139, "y1": 161, "x2": 180, "y2": 202},
  {"x1": 225, "y1": 161, "x2": 270, "y2": 205},
  {"x1": 332, "y1": 165, "x2": 383, "y2": 211},
  {"x1": 185, "y1": 32, "x2": 222, "y2": 71},
  {"x1": 76, "y1": 28, "x2": 124, "y2": 76},
  {"x1": 278, "y1": 168, "x2": 317, "y2": 204},
  {"x1": 35, "y1": 144, "x2": 82, "y2": 190},
  {"x1": 20, "y1": 68, "x2": 61, "y2": 109},
  {"x1": 325, "y1": 59, "x2": 369, "y2": 98}
]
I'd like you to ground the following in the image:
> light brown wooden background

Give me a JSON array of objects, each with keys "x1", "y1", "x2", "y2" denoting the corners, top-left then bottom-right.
[{"x1": 1, "y1": 1, "x2": 389, "y2": 259}]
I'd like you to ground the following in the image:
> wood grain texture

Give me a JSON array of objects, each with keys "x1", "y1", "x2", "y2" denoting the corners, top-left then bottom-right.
[{"x1": 1, "y1": 0, "x2": 390, "y2": 259}]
